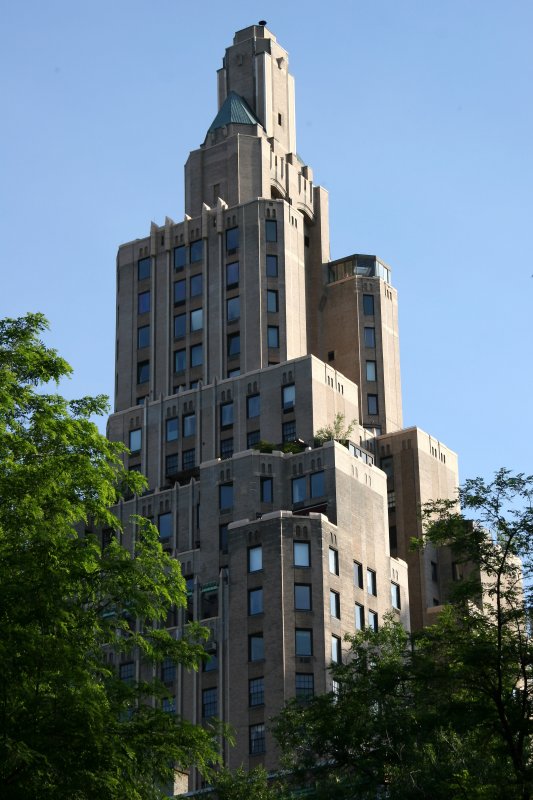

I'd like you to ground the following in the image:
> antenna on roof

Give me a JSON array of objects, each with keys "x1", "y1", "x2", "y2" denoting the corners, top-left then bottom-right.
[{"x1": 258, "y1": 20, "x2": 267, "y2": 26}]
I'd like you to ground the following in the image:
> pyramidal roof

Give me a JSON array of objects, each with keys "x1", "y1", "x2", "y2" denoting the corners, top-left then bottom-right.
[{"x1": 207, "y1": 91, "x2": 261, "y2": 133}]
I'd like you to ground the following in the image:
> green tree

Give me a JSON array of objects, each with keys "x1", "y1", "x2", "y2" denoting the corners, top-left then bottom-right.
[
  {"x1": 0, "y1": 314, "x2": 224, "y2": 800},
  {"x1": 207, "y1": 765, "x2": 282, "y2": 800},
  {"x1": 314, "y1": 413, "x2": 356, "y2": 445}
]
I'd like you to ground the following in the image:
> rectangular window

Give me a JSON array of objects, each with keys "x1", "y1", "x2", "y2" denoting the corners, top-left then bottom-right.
[
  {"x1": 368, "y1": 610, "x2": 378, "y2": 631},
  {"x1": 220, "y1": 402, "x2": 234, "y2": 428},
  {"x1": 265, "y1": 219, "x2": 277, "y2": 242},
  {"x1": 190, "y1": 240, "x2": 203, "y2": 263},
  {"x1": 248, "y1": 587, "x2": 263, "y2": 615},
  {"x1": 228, "y1": 368, "x2": 240, "y2": 378},
  {"x1": 129, "y1": 428, "x2": 141, "y2": 453},
  {"x1": 137, "y1": 361, "x2": 149, "y2": 384},
  {"x1": 355, "y1": 603, "x2": 365, "y2": 630},
  {"x1": 174, "y1": 349, "x2": 186, "y2": 373},
  {"x1": 282, "y1": 384, "x2": 295, "y2": 411},
  {"x1": 158, "y1": 512, "x2": 172, "y2": 541},
  {"x1": 249, "y1": 634, "x2": 264, "y2": 661},
  {"x1": 294, "y1": 541, "x2": 310, "y2": 567},
  {"x1": 182, "y1": 413, "x2": 196, "y2": 437},
  {"x1": 295, "y1": 673, "x2": 314, "y2": 699},
  {"x1": 247, "y1": 394, "x2": 260, "y2": 418},
  {"x1": 391, "y1": 582, "x2": 401, "y2": 610},
  {"x1": 190, "y1": 274, "x2": 203, "y2": 297},
  {"x1": 165, "y1": 453, "x2": 179, "y2": 476},
  {"x1": 363, "y1": 294, "x2": 375, "y2": 315},
  {"x1": 220, "y1": 438, "x2": 233, "y2": 459},
  {"x1": 364, "y1": 327, "x2": 376, "y2": 348},
  {"x1": 367, "y1": 568, "x2": 377, "y2": 596},
  {"x1": 267, "y1": 326, "x2": 279, "y2": 348},
  {"x1": 367, "y1": 394, "x2": 379, "y2": 415},
  {"x1": 249, "y1": 677, "x2": 264, "y2": 707},
  {"x1": 137, "y1": 325, "x2": 150, "y2": 349},
  {"x1": 294, "y1": 583, "x2": 312, "y2": 610},
  {"x1": 283, "y1": 420, "x2": 296, "y2": 442},
  {"x1": 202, "y1": 687, "x2": 217, "y2": 718},
  {"x1": 203, "y1": 643, "x2": 217, "y2": 672},
  {"x1": 138, "y1": 257, "x2": 150, "y2": 281},
  {"x1": 266, "y1": 254, "x2": 278, "y2": 277},
  {"x1": 174, "y1": 313, "x2": 186, "y2": 339},
  {"x1": 226, "y1": 227, "x2": 239, "y2": 253},
  {"x1": 182, "y1": 449, "x2": 195, "y2": 470},
  {"x1": 190, "y1": 343, "x2": 203, "y2": 367},
  {"x1": 310, "y1": 471, "x2": 325, "y2": 498},
  {"x1": 174, "y1": 279, "x2": 186, "y2": 305},
  {"x1": 329, "y1": 547, "x2": 339, "y2": 576},
  {"x1": 431, "y1": 561, "x2": 438, "y2": 582},
  {"x1": 292, "y1": 475, "x2": 306, "y2": 503},
  {"x1": 267, "y1": 290, "x2": 279, "y2": 312},
  {"x1": 330, "y1": 590, "x2": 340, "y2": 619},
  {"x1": 219, "y1": 482, "x2": 233, "y2": 510},
  {"x1": 161, "y1": 657, "x2": 175, "y2": 683},
  {"x1": 138, "y1": 291, "x2": 150, "y2": 314},
  {"x1": 260, "y1": 476, "x2": 273, "y2": 503},
  {"x1": 119, "y1": 662, "x2": 135, "y2": 684},
  {"x1": 354, "y1": 561, "x2": 363, "y2": 589},
  {"x1": 247, "y1": 430, "x2": 260, "y2": 448},
  {"x1": 248, "y1": 545, "x2": 262, "y2": 572},
  {"x1": 226, "y1": 261, "x2": 239, "y2": 287},
  {"x1": 174, "y1": 245, "x2": 185, "y2": 270},
  {"x1": 190, "y1": 308, "x2": 203, "y2": 332},
  {"x1": 366, "y1": 361, "x2": 377, "y2": 382},
  {"x1": 227, "y1": 332, "x2": 240, "y2": 357},
  {"x1": 219, "y1": 523, "x2": 228, "y2": 553},
  {"x1": 295, "y1": 628, "x2": 312, "y2": 656},
  {"x1": 331, "y1": 635, "x2": 341, "y2": 663},
  {"x1": 249, "y1": 723, "x2": 266, "y2": 755},
  {"x1": 226, "y1": 296, "x2": 240, "y2": 322}
]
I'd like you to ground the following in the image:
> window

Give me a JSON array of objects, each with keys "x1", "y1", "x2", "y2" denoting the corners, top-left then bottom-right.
[
  {"x1": 166, "y1": 417, "x2": 178, "y2": 442},
  {"x1": 158, "y1": 512, "x2": 172, "y2": 542},
  {"x1": 295, "y1": 628, "x2": 312, "y2": 656},
  {"x1": 310, "y1": 471, "x2": 325, "y2": 498},
  {"x1": 282, "y1": 384, "x2": 295, "y2": 411},
  {"x1": 283, "y1": 420, "x2": 296, "y2": 442},
  {"x1": 367, "y1": 568, "x2": 377, "y2": 596},
  {"x1": 431, "y1": 561, "x2": 438, "y2": 582},
  {"x1": 355, "y1": 603, "x2": 365, "y2": 630},
  {"x1": 119, "y1": 662, "x2": 135, "y2": 684},
  {"x1": 294, "y1": 583, "x2": 312, "y2": 610},
  {"x1": 220, "y1": 402, "x2": 234, "y2": 428},
  {"x1": 220, "y1": 438, "x2": 233, "y2": 459},
  {"x1": 219, "y1": 483, "x2": 233, "y2": 510},
  {"x1": 226, "y1": 296, "x2": 240, "y2": 322},
  {"x1": 248, "y1": 588, "x2": 263, "y2": 615},
  {"x1": 265, "y1": 219, "x2": 277, "y2": 242},
  {"x1": 190, "y1": 308, "x2": 203, "y2": 332},
  {"x1": 226, "y1": 227, "x2": 239, "y2": 253},
  {"x1": 366, "y1": 361, "x2": 377, "y2": 382},
  {"x1": 174, "y1": 314, "x2": 186, "y2": 339},
  {"x1": 137, "y1": 361, "x2": 149, "y2": 384},
  {"x1": 364, "y1": 326, "x2": 376, "y2": 348},
  {"x1": 138, "y1": 291, "x2": 150, "y2": 314},
  {"x1": 249, "y1": 723, "x2": 266, "y2": 755},
  {"x1": 174, "y1": 279, "x2": 186, "y2": 305},
  {"x1": 331, "y1": 635, "x2": 342, "y2": 663},
  {"x1": 249, "y1": 634, "x2": 264, "y2": 661},
  {"x1": 391, "y1": 582, "x2": 401, "y2": 610},
  {"x1": 260, "y1": 477, "x2": 273, "y2": 503},
  {"x1": 292, "y1": 475, "x2": 306, "y2": 503},
  {"x1": 174, "y1": 349, "x2": 186, "y2": 373},
  {"x1": 354, "y1": 561, "x2": 363, "y2": 589},
  {"x1": 295, "y1": 673, "x2": 314, "y2": 699},
  {"x1": 190, "y1": 343, "x2": 203, "y2": 367},
  {"x1": 266, "y1": 254, "x2": 278, "y2": 277},
  {"x1": 219, "y1": 524, "x2": 228, "y2": 553},
  {"x1": 249, "y1": 677, "x2": 264, "y2": 707},
  {"x1": 137, "y1": 325, "x2": 150, "y2": 349},
  {"x1": 267, "y1": 290, "x2": 278, "y2": 312},
  {"x1": 190, "y1": 274, "x2": 203, "y2": 297},
  {"x1": 138, "y1": 257, "x2": 150, "y2": 281},
  {"x1": 389, "y1": 525, "x2": 398, "y2": 552},
  {"x1": 202, "y1": 687, "x2": 217, "y2": 718},
  {"x1": 368, "y1": 610, "x2": 378, "y2": 631},
  {"x1": 203, "y1": 644, "x2": 218, "y2": 672},
  {"x1": 182, "y1": 449, "x2": 195, "y2": 470},
  {"x1": 247, "y1": 430, "x2": 260, "y2": 448},
  {"x1": 367, "y1": 394, "x2": 379, "y2": 415},
  {"x1": 227, "y1": 332, "x2": 240, "y2": 357},
  {"x1": 190, "y1": 240, "x2": 203, "y2": 263},
  {"x1": 247, "y1": 394, "x2": 260, "y2": 418},
  {"x1": 267, "y1": 326, "x2": 279, "y2": 348},
  {"x1": 294, "y1": 541, "x2": 310, "y2": 567},
  {"x1": 363, "y1": 294, "x2": 375, "y2": 315},
  {"x1": 228, "y1": 368, "x2": 240, "y2": 378},
  {"x1": 161, "y1": 657, "x2": 175, "y2": 683},
  {"x1": 330, "y1": 590, "x2": 340, "y2": 619},
  {"x1": 248, "y1": 545, "x2": 262, "y2": 572},
  {"x1": 329, "y1": 547, "x2": 339, "y2": 575},
  {"x1": 226, "y1": 261, "x2": 239, "y2": 287},
  {"x1": 166, "y1": 453, "x2": 179, "y2": 476},
  {"x1": 129, "y1": 428, "x2": 141, "y2": 453},
  {"x1": 174, "y1": 245, "x2": 185, "y2": 270},
  {"x1": 182, "y1": 413, "x2": 196, "y2": 437}
]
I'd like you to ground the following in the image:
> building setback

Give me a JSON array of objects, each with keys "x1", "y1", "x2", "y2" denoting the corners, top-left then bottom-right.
[{"x1": 106, "y1": 23, "x2": 459, "y2": 792}]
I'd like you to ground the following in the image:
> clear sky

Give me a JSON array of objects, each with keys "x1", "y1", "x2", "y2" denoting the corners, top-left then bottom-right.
[{"x1": 1, "y1": 0, "x2": 532, "y2": 484}]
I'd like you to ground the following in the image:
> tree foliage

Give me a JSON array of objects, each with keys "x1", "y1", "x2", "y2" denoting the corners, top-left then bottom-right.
[
  {"x1": 314, "y1": 413, "x2": 357, "y2": 445},
  {"x1": 0, "y1": 314, "x2": 224, "y2": 799}
]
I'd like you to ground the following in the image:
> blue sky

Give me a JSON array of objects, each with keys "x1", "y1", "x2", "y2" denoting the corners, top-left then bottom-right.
[{"x1": 1, "y1": 0, "x2": 532, "y2": 483}]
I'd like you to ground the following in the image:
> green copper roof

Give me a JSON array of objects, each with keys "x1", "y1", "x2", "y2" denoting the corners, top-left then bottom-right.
[{"x1": 208, "y1": 91, "x2": 261, "y2": 133}]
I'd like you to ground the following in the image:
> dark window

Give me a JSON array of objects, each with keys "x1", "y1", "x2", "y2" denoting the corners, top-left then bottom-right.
[
  {"x1": 203, "y1": 643, "x2": 218, "y2": 672},
  {"x1": 190, "y1": 343, "x2": 203, "y2": 367},
  {"x1": 166, "y1": 453, "x2": 179, "y2": 476},
  {"x1": 174, "y1": 279, "x2": 186, "y2": 305},
  {"x1": 190, "y1": 240, "x2": 203, "y2": 263},
  {"x1": 294, "y1": 583, "x2": 312, "y2": 610},
  {"x1": 182, "y1": 449, "x2": 195, "y2": 470},
  {"x1": 138, "y1": 291, "x2": 150, "y2": 314},
  {"x1": 226, "y1": 227, "x2": 239, "y2": 253},
  {"x1": 367, "y1": 568, "x2": 377, "y2": 596},
  {"x1": 380, "y1": 456, "x2": 394, "y2": 485},
  {"x1": 267, "y1": 326, "x2": 279, "y2": 348},
  {"x1": 137, "y1": 325, "x2": 150, "y2": 349},
  {"x1": 226, "y1": 261, "x2": 239, "y2": 287},
  {"x1": 295, "y1": 673, "x2": 314, "y2": 699},
  {"x1": 137, "y1": 361, "x2": 149, "y2": 384},
  {"x1": 364, "y1": 327, "x2": 376, "y2": 347},
  {"x1": 367, "y1": 394, "x2": 379, "y2": 415},
  {"x1": 247, "y1": 394, "x2": 260, "y2": 418},
  {"x1": 391, "y1": 582, "x2": 401, "y2": 610},
  {"x1": 368, "y1": 610, "x2": 378, "y2": 631},
  {"x1": 202, "y1": 687, "x2": 217, "y2": 718},
  {"x1": 260, "y1": 476, "x2": 273, "y2": 503},
  {"x1": 292, "y1": 475, "x2": 306, "y2": 503},
  {"x1": 119, "y1": 662, "x2": 135, "y2": 684},
  {"x1": 161, "y1": 657, "x2": 175, "y2": 682},
  {"x1": 366, "y1": 361, "x2": 377, "y2": 382},
  {"x1": 295, "y1": 628, "x2": 312, "y2": 656},
  {"x1": 310, "y1": 471, "x2": 325, "y2": 498},
  {"x1": 282, "y1": 384, "x2": 295, "y2": 410},
  {"x1": 249, "y1": 634, "x2": 264, "y2": 661},
  {"x1": 174, "y1": 245, "x2": 186, "y2": 270},
  {"x1": 248, "y1": 545, "x2": 262, "y2": 572},
  {"x1": 354, "y1": 561, "x2": 363, "y2": 589},
  {"x1": 219, "y1": 483, "x2": 233, "y2": 510},
  {"x1": 227, "y1": 332, "x2": 240, "y2": 357},
  {"x1": 249, "y1": 723, "x2": 266, "y2": 754},
  {"x1": 267, "y1": 289, "x2": 278, "y2": 312},
  {"x1": 228, "y1": 368, "x2": 240, "y2": 378},
  {"x1": 294, "y1": 541, "x2": 310, "y2": 567},
  {"x1": 248, "y1": 587, "x2": 263, "y2": 615},
  {"x1": 329, "y1": 547, "x2": 339, "y2": 575},
  {"x1": 330, "y1": 590, "x2": 340, "y2": 619},
  {"x1": 174, "y1": 349, "x2": 186, "y2": 373},
  {"x1": 355, "y1": 603, "x2": 364, "y2": 630},
  {"x1": 265, "y1": 219, "x2": 277, "y2": 242},
  {"x1": 283, "y1": 420, "x2": 297, "y2": 443},
  {"x1": 331, "y1": 635, "x2": 341, "y2": 663},
  {"x1": 219, "y1": 524, "x2": 228, "y2": 553},
  {"x1": 247, "y1": 430, "x2": 260, "y2": 448},
  {"x1": 158, "y1": 512, "x2": 172, "y2": 541},
  {"x1": 190, "y1": 308, "x2": 203, "y2": 331},
  {"x1": 328, "y1": 350, "x2": 335, "y2": 361},
  {"x1": 249, "y1": 677, "x2": 264, "y2": 707},
  {"x1": 190, "y1": 274, "x2": 203, "y2": 297},
  {"x1": 266, "y1": 254, "x2": 278, "y2": 277},
  {"x1": 431, "y1": 561, "x2": 438, "y2": 582},
  {"x1": 174, "y1": 314, "x2": 186, "y2": 339},
  {"x1": 162, "y1": 696, "x2": 175, "y2": 714},
  {"x1": 227, "y1": 296, "x2": 240, "y2": 322},
  {"x1": 363, "y1": 294, "x2": 375, "y2": 315},
  {"x1": 183, "y1": 413, "x2": 196, "y2": 437},
  {"x1": 138, "y1": 257, "x2": 151, "y2": 281},
  {"x1": 220, "y1": 402, "x2": 234, "y2": 428},
  {"x1": 220, "y1": 438, "x2": 233, "y2": 459},
  {"x1": 129, "y1": 428, "x2": 141, "y2": 453},
  {"x1": 389, "y1": 525, "x2": 398, "y2": 552}
]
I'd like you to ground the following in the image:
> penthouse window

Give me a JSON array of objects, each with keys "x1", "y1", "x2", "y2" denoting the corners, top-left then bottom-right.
[
  {"x1": 247, "y1": 430, "x2": 260, "y2": 448},
  {"x1": 166, "y1": 454, "x2": 179, "y2": 476},
  {"x1": 129, "y1": 428, "x2": 141, "y2": 453},
  {"x1": 226, "y1": 261, "x2": 239, "y2": 288},
  {"x1": 174, "y1": 245, "x2": 186, "y2": 270},
  {"x1": 182, "y1": 449, "x2": 195, "y2": 470},
  {"x1": 247, "y1": 394, "x2": 260, "y2": 418},
  {"x1": 220, "y1": 438, "x2": 233, "y2": 459},
  {"x1": 266, "y1": 254, "x2": 278, "y2": 277},
  {"x1": 267, "y1": 325, "x2": 279, "y2": 348},
  {"x1": 364, "y1": 326, "x2": 376, "y2": 348},
  {"x1": 310, "y1": 471, "x2": 325, "y2": 498},
  {"x1": 363, "y1": 294, "x2": 375, "y2": 315},
  {"x1": 282, "y1": 384, "x2": 295, "y2": 411},
  {"x1": 158, "y1": 512, "x2": 172, "y2": 542},
  {"x1": 137, "y1": 361, "x2": 149, "y2": 384},
  {"x1": 226, "y1": 227, "x2": 239, "y2": 254},
  {"x1": 265, "y1": 219, "x2": 277, "y2": 242},
  {"x1": 220, "y1": 402, "x2": 234, "y2": 428},
  {"x1": 260, "y1": 476, "x2": 273, "y2": 503},
  {"x1": 366, "y1": 361, "x2": 377, "y2": 382},
  {"x1": 182, "y1": 413, "x2": 196, "y2": 438},
  {"x1": 292, "y1": 476, "x2": 306, "y2": 504},
  {"x1": 174, "y1": 280, "x2": 186, "y2": 305},
  {"x1": 328, "y1": 547, "x2": 339, "y2": 576},
  {"x1": 190, "y1": 240, "x2": 203, "y2": 263},
  {"x1": 283, "y1": 420, "x2": 296, "y2": 443},
  {"x1": 219, "y1": 483, "x2": 233, "y2": 511},
  {"x1": 138, "y1": 257, "x2": 151, "y2": 281},
  {"x1": 166, "y1": 417, "x2": 178, "y2": 442},
  {"x1": 190, "y1": 274, "x2": 203, "y2": 298},
  {"x1": 248, "y1": 545, "x2": 262, "y2": 573},
  {"x1": 138, "y1": 291, "x2": 150, "y2": 314},
  {"x1": 293, "y1": 541, "x2": 310, "y2": 567},
  {"x1": 367, "y1": 394, "x2": 379, "y2": 416}
]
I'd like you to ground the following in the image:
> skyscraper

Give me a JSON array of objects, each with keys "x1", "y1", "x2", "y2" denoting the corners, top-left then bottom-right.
[{"x1": 107, "y1": 23, "x2": 459, "y2": 791}]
